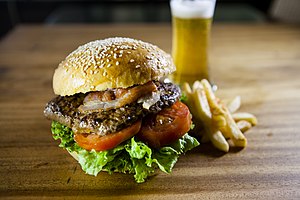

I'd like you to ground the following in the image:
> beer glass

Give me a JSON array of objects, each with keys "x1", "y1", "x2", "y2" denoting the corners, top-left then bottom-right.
[{"x1": 170, "y1": 0, "x2": 216, "y2": 84}]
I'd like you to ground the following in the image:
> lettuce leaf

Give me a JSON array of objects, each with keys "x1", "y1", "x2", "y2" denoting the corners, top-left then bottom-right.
[{"x1": 50, "y1": 121, "x2": 199, "y2": 183}]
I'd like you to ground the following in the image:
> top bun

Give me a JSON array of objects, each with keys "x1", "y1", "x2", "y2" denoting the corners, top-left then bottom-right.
[{"x1": 53, "y1": 37, "x2": 175, "y2": 96}]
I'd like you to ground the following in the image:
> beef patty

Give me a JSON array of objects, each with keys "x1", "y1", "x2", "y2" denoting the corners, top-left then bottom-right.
[{"x1": 44, "y1": 82, "x2": 180, "y2": 136}]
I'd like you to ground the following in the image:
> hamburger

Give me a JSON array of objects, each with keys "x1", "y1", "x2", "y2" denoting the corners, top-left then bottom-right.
[{"x1": 44, "y1": 37, "x2": 199, "y2": 183}]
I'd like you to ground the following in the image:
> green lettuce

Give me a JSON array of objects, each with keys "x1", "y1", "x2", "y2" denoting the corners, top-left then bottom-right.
[{"x1": 51, "y1": 121, "x2": 199, "y2": 183}]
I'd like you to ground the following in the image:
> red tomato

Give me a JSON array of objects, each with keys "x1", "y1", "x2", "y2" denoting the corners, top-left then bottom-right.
[
  {"x1": 74, "y1": 120, "x2": 142, "y2": 151},
  {"x1": 137, "y1": 101, "x2": 192, "y2": 148}
]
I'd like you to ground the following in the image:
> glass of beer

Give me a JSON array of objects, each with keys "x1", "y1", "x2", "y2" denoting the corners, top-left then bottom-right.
[{"x1": 170, "y1": 0, "x2": 216, "y2": 84}]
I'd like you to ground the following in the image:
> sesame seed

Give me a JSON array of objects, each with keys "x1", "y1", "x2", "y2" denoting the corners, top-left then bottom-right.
[
  {"x1": 116, "y1": 61, "x2": 120, "y2": 65},
  {"x1": 84, "y1": 65, "x2": 89, "y2": 71},
  {"x1": 135, "y1": 65, "x2": 141, "y2": 68},
  {"x1": 107, "y1": 64, "x2": 111, "y2": 68},
  {"x1": 130, "y1": 59, "x2": 134, "y2": 63}
]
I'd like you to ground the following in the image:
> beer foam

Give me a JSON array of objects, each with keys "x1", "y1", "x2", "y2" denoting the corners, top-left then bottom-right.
[{"x1": 170, "y1": 0, "x2": 216, "y2": 19}]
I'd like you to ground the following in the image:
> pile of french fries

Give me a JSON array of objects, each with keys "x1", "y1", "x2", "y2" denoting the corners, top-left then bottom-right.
[{"x1": 183, "y1": 79, "x2": 257, "y2": 152}]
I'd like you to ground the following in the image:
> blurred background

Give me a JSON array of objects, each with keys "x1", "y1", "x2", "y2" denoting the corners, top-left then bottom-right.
[{"x1": 1, "y1": 0, "x2": 300, "y2": 39}]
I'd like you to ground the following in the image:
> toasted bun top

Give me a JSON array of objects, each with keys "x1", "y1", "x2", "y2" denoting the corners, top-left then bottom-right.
[{"x1": 53, "y1": 37, "x2": 175, "y2": 96}]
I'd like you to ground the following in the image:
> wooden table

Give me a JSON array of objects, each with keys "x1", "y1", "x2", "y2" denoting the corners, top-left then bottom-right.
[{"x1": 0, "y1": 24, "x2": 300, "y2": 199}]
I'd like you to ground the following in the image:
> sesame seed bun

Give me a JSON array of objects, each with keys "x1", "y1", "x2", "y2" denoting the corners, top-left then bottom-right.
[{"x1": 53, "y1": 37, "x2": 175, "y2": 96}]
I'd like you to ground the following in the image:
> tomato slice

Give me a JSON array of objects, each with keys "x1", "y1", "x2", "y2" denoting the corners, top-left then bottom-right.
[
  {"x1": 74, "y1": 120, "x2": 142, "y2": 151},
  {"x1": 137, "y1": 101, "x2": 192, "y2": 148}
]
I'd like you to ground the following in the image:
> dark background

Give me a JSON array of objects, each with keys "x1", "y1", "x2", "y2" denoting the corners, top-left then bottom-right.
[{"x1": 0, "y1": 0, "x2": 275, "y2": 39}]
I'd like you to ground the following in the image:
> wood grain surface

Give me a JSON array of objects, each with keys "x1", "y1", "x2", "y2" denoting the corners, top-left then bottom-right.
[{"x1": 0, "y1": 24, "x2": 300, "y2": 199}]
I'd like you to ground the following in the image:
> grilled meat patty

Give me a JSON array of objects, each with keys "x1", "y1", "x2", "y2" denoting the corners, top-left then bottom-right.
[{"x1": 44, "y1": 82, "x2": 180, "y2": 136}]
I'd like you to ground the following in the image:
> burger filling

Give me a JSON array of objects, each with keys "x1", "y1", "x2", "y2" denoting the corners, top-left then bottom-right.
[
  {"x1": 44, "y1": 81, "x2": 180, "y2": 137},
  {"x1": 45, "y1": 80, "x2": 199, "y2": 183}
]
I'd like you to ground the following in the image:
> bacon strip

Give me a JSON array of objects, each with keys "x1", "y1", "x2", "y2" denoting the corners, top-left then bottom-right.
[{"x1": 79, "y1": 81, "x2": 157, "y2": 112}]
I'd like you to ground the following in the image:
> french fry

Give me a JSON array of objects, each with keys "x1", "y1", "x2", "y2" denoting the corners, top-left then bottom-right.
[
  {"x1": 200, "y1": 80, "x2": 230, "y2": 138},
  {"x1": 182, "y1": 79, "x2": 257, "y2": 151},
  {"x1": 220, "y1": 106, "x2": 247, "y2": 147},
  {"x1": 194, "y1": 89, "x2": 211, "y2": 120},
  {"x1": 232, "y1": 112, "x2": 258, "y2": 126},
  {"x1": 182, "y1": 82, "x2": 203, "y2": 125},
  {"x1": 201, "y1": 80, "x2": 247, "y2": 147},
  {"x1": 182, "y1": 82, "x2": 192, "y2": 94},
  {"x1": 192, "y1": 80, "x2": 203, "y2": 91},
  {"x1": 237, "y1": 120, "x2": 252, "y2": 133},
  {"x1": 182, "y1": 82, "x2": 197, "y2": 118},
  {"x1": 193, "y1": 88, "x2": 229, "y2": 152},
  {"x1": 227, "y1": 96, "x2": 241, "y2": 113},
  {"x1": 212, "y1": 114, "x2": 227, "y2": 128},
  {"x1": 201, "y1": 79, "x2": 224, "y2": 115},
  {"x1": 209, "y1": 130, "x2": 229, "y2": 152}
]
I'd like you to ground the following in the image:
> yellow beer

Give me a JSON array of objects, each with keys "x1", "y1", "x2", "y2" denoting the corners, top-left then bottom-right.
[{"x1": 170, "y1": 0, "x2": 216, "y2": 84}]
